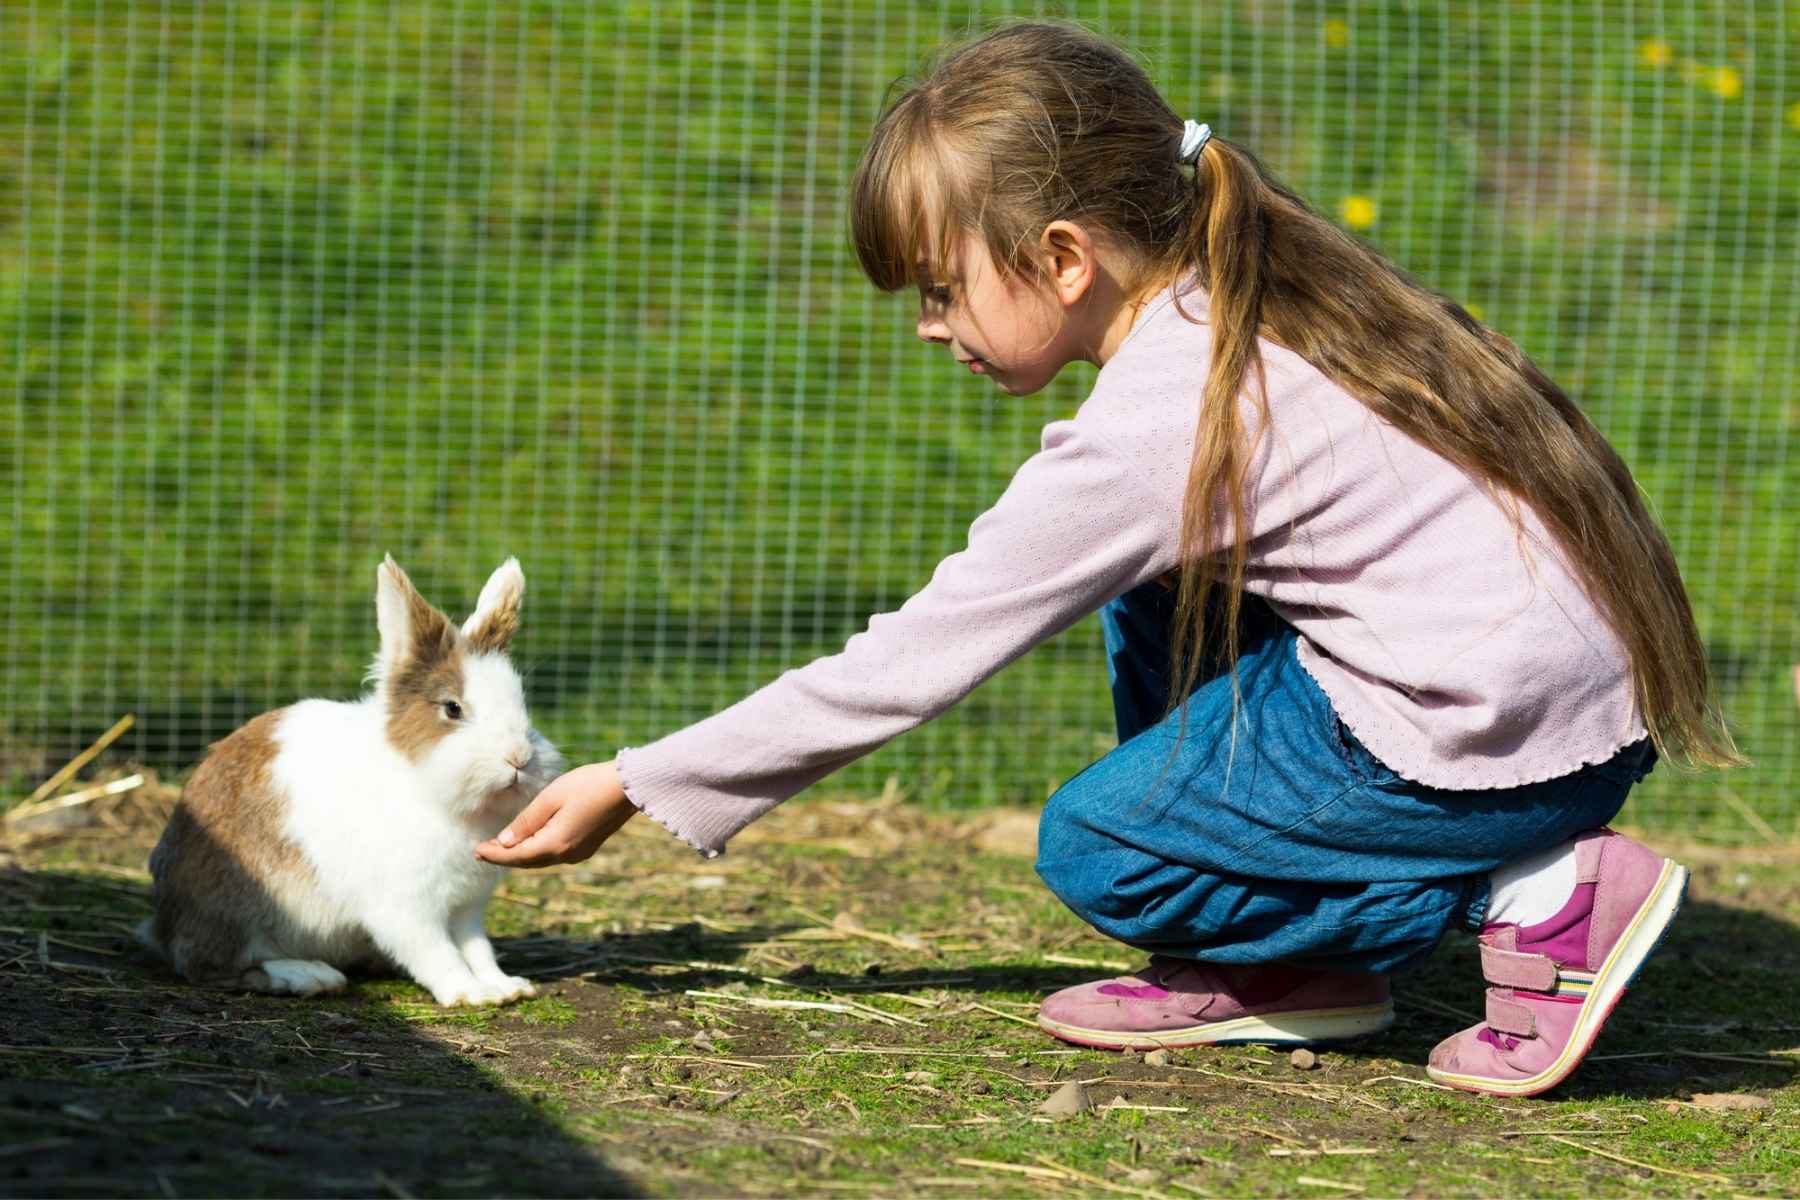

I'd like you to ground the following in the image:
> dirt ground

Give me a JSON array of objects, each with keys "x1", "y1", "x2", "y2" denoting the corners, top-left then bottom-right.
[{"x1": 3, "y1": 773, "x2": 1797, "y2": 1197}]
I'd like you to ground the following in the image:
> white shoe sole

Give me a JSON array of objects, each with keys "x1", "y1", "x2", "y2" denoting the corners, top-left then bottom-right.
[{"x1": 1038, "y1": 1002, "x2": 1396, "y2": 1050}]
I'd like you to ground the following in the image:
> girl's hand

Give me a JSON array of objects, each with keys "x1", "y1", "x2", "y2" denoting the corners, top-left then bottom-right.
[{"x1": 475, "y1": 760, "x2": 636, "y2": 868}]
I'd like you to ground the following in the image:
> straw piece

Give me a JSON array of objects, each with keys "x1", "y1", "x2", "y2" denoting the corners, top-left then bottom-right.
[
  {"x1": 1718, "y1": 788, "x2": 1781, "y2": 842},
  {"x1": 1245, "y1": 1126, "x2": 1306, "y2": 1147},
  {"x1": 1543, "y1": 1135, "x2": 1729, "y2": 1184},
  {"x1": 825, "y1": 908, "x2": 931, "y2": 953},
  {"x1": 683, "y1": 989, "x2": 900, "y2": 1025},
  {"x1": 951, "y1": 1158, "x2": 1070, "y2": 1182},
  {"x1": 26, "y1": 715, "x2": 136, "y2": 805},
  {"x1": 967, "y1": 1001, "x2": 1040, "y2": 1029},
  {"x1": 1029, "y1": 1153, "x2": 1173, "y2": 1199},
  {"x1": 7, "y1": 775, "x2": 145, "y2": 825}
]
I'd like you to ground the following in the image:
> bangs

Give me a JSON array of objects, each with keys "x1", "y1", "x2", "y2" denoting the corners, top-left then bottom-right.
[{"x1": 850, "y1": 98, "x2": 963, "y2": 292}]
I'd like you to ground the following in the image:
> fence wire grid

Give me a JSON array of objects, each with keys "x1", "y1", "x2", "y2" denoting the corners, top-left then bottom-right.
[{"x1": 3, "y1": 1, "x2": 1796, "y2": 840}]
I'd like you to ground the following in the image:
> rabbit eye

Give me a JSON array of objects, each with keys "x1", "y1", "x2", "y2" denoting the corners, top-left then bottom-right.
[{"x1": 441, "y1": 700, "x2": 464, "y2": 720}]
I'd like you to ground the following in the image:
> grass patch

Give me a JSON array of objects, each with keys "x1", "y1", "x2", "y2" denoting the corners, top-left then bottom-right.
[
  {"x1": 4, "y1": 793, "x2": 1794, "y2": 1195},
  {"x1": 0, "y1": 1, "x2": 1794, "y2": 836}
]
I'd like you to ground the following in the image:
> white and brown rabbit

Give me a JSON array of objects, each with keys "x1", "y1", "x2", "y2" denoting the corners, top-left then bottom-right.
[{"x1": 140, "y1": 555, "x2": 565, "y2": 1005}]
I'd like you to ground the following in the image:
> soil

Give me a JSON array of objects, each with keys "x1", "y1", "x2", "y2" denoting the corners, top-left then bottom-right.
[{"x1": 2, "y1": 778, "x2": 1796, "y2": 1197}]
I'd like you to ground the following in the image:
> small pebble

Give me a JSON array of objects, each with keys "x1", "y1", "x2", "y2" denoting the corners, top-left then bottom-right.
[
  {"x1": 1289, "y1": 1048, "x2": 1319, "y2": 1070},
  {"x1": 1126, "y1": 1169, "x2": 1160, "y2": 1187},
  {"x1": 1144, "y1": 1049, "x2": 1171, "y2": 1067},
  {"x1": 1038, "y1": 1080, "x2": 1093, "y2": 1118}
]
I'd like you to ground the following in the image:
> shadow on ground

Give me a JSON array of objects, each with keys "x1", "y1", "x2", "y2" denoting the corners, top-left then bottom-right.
[
  {"x1": 4, "y1": 819, "x2": 1796, "y2": 1197},
  {"x1": 499, "y1": 881, "x2": 1800, "y2": 1103},
  {"x1": 0, "y1": 867, "x2": 639, "y2": 1199}
]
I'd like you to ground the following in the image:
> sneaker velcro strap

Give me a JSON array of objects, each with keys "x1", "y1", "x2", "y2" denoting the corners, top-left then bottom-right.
[
  {"x1": 1479, "y1": 943, "x2": 1558, "y2": 992},
  {"x1": 1485, "y1": 989, "x2": 1538, "y2": 1038}
]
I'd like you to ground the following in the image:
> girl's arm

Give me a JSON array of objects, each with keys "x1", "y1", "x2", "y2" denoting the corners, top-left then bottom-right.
[{"x1": 612, "y1": 417, "x2": 1180, "y2": 858}]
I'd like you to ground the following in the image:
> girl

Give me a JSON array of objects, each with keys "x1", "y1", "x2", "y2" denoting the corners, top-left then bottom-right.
[{"x1": 478, "y1": 22, "x2": 1738, "y2": 1097}]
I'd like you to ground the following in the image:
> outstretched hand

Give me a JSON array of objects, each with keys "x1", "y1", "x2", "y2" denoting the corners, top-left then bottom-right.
[{"x1": 475, "y1": 760, "x2": 637, "y2": 868}]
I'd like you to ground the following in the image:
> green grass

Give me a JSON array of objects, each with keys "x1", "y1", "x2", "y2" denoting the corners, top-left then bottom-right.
[
  {"x1": 4, "y1": 795, "x2": 1799, "y2": 1195},
  {"x1": 0, "y1": 1, "x2": 1796, "y2": 837}
]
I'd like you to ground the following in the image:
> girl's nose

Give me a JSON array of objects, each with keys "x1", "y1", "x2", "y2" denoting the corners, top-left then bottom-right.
[{"x1": 917, "y1": 306, "x2": 950, "y2": 344}]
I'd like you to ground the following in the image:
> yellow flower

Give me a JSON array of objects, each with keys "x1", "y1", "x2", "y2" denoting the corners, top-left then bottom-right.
[
  {"x1": 1338, "y1": 195, "x2": 1378, "y2": 230},
  {"x1": 1707, "y1": 66, "x2": 1742, "y2": 99},
  {"x1": 1324, "y1": 18, "x2": 1350, "y2": 49},
  {"x1": 1788, "y1": 100, "x2": 1800, "y2": 131},
  {"x1": 1637, "y1": 39, "x2": 1673, "y2": 69}
]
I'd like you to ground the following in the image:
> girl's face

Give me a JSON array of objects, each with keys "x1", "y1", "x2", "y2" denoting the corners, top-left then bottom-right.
[{"x1": 914, "y1": 232, "x2": 1086, "y2": 396}]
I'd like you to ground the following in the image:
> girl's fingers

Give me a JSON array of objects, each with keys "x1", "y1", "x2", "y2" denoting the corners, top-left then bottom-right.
[
  {"x1": 476, "y1": 816, "x2": 570, "y2": 866},
  {"x1": 475, "y1": 795, "x2": 565, "y2": 864},
  {"x1": 476, "y1": 828, "x2": 561, "y2": 867},
  {"x1": 497, "y1": 788, "x2": 563, "y2": 847}
]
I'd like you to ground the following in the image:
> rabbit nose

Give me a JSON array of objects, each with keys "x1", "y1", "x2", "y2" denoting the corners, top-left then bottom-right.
[{"x1": 504, "y1": 749, "x2": 531, "y2": 771}]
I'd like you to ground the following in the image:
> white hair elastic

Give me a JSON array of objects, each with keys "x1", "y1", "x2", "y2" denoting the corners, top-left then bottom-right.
[{"x1": 1178, "y1": 119, "x2": 1212, "y2": 163}]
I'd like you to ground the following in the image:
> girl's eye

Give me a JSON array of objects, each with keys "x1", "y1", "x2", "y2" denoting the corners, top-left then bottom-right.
[
  {"x1": 442, "y1": 700, "x2": 464, "y2": 720},
  {"x1": 924, "y1": 283, "x2": 952, "y2": 305}
]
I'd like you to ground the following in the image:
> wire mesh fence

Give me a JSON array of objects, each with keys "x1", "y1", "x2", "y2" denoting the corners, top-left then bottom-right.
[{"x1": 3, "y1": 1, "x2": 1795, "y2": 840}]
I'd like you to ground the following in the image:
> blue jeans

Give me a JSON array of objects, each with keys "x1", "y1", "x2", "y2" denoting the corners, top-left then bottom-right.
[{"x1": 1034, "y1": 581, "x2": 1656, "y2": 974}]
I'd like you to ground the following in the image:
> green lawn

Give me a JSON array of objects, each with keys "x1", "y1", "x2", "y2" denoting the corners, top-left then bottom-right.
[{"x1": 1, "y1": 1, "x2": 1796, "y2": 836}]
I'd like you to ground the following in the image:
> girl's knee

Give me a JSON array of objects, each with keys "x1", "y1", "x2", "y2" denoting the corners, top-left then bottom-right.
[
  {"x1": 1034, "y1": 779, "x2": 1118, "y2": 913},
  {"x1": 1035, "y1": 769, "x2": 1104, "y2": 857}
]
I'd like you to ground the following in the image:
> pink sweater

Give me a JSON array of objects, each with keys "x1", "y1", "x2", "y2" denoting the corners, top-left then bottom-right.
[{"x1": 616, "y1": 282, "x2": 1646, "y2": 857}]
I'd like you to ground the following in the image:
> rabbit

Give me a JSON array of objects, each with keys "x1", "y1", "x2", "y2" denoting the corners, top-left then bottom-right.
[{"x1": 139, "y1": 555, "x2": 566, "y2": 1006}]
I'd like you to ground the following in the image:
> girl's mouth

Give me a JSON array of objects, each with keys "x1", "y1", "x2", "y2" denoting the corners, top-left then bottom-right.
[{"x1": 967, "y1": 359, "x2": 986, "y2": 374}]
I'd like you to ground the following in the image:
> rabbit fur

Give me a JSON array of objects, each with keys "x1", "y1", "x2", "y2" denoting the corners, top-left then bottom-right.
[{"x1": 140, "y1": 555, "x2": 565, "y2": 1005}]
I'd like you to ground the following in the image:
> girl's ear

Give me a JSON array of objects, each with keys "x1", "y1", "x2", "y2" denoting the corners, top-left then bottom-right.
[
  {"x1": 462, "y1": 557, "x2": 525, "y2": 653},
  {"x1": 1039, "y1": 219, "x2": 1099, "y2": 308}
]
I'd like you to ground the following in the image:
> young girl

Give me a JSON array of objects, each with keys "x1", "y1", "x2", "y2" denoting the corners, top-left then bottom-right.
[{"x1": 478, "y1": 22, "x2": 1738, "y2": 1097}]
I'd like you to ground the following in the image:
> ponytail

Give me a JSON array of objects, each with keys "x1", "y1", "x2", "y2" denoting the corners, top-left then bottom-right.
[{"x1": 850, "y1": 21, "x2": 1739, "y2": 772}]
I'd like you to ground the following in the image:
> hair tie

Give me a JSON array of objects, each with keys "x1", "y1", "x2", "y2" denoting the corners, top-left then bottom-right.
[{"x1": 1178, "y1": 119, "x2": 1212, "y2": 164}]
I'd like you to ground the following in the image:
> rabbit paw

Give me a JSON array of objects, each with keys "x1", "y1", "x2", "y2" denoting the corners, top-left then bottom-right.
[
  {"x1": 427, "y1": 973, "x2": 535, "y2": 1007},
  {"x1": 250, "y1": 960, "x2": 348, "y2": 997},
  {"x1": 496, "y1": 975, "x2": 537, "y2": 1002},
  {"x1": 429, "y1": 979, "x2": 511, "y2": 1008}
]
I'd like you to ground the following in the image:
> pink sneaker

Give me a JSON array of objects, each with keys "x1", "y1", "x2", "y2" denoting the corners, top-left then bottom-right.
[
  {"x1": 1427, "y1": 828, "x2": 1689, "y2": 1097},
  {"x1": 1037, "y1": 958, "x2": 1394, "y2": 1050}
]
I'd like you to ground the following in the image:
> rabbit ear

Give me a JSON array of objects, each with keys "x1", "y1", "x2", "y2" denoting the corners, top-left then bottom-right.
[
  {"x1": 376, "y1": 555, "x2": 457, "y2": 681},
  {"x1": 461, "y1": 557, "x2": 524, "y2": 654}
]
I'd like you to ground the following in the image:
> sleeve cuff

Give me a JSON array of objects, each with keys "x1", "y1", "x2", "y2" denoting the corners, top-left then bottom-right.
[{"x1": 614, "y1": 746, "x2": 725, "y2": 859}]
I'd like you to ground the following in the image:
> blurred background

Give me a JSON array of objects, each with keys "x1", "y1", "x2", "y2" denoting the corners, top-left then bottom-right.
[{"x1": 1, "y1": 1, "x2": 1794, "y2": 840}]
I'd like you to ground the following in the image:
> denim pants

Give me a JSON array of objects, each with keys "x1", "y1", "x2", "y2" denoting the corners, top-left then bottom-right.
[{"x1": 1034, "y1": 581, "x2": 1657, "y2": 974}]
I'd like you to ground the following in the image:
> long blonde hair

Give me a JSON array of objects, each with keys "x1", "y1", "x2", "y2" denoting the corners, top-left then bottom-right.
[{"x1": 851, "y1": 21, "x2": 1739, "y2": 771}]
